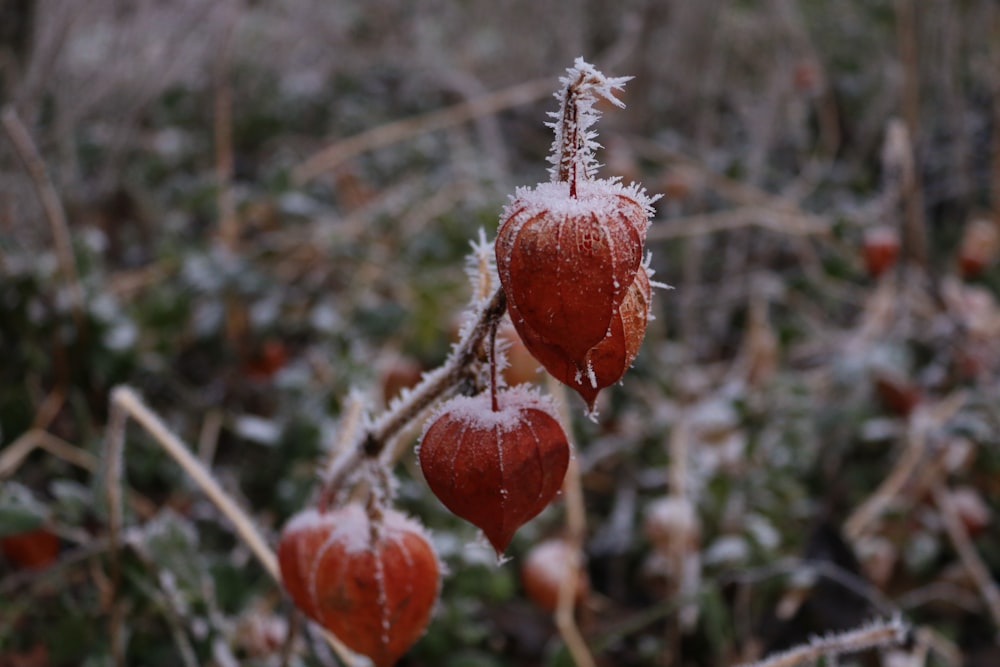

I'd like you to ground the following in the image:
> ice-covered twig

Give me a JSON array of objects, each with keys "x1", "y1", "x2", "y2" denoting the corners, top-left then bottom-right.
[
  {"x1": 547, "y1": 57, "x2": 631, "y2": 195},
  {"x1": 736, "y1": 616, "x2": 909, "y2": 667},
  {"x1": 320, "y1": 286, "x2": 508, "y2": 500}
]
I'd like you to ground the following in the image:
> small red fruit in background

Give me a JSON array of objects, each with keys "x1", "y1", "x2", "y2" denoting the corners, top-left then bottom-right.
[
  {"x1": 242, "y1": 338, "x2": 289, "y2": 380},
  {"x1": 418, "y1": 386, "x2": 570, "y2": 554},
  {"x1": 521, "y1": 538, "x2": 588, "y2": 613},
  {"x1": 957, "y1": 217, "x2": 1000, "y2": 278},
  {"x1": 873, "y1": 370, "x2": 921, "y2": 417},
  {"x1": 862, "y1": 226, "x2": 900, "y2": 278},
  {"x1": 1, "y1": 527, "x2": 59, "y2": 570},
  {"x1": 277, "y1": 504, "x2": 440, "y2": 667}
]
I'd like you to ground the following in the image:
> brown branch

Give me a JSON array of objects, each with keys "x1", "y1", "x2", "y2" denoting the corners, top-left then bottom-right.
[
  {"x1": 547, "y1": 377, "x2": 596, "y2": 667},
  {"x1": 1, "y1": 105, "x2": 84, "y2": 322},
  {"x1": 894, "y1": 0, "x2": 928, "y2": 266},
  {"x1": 735, "y1": 616, "x2": 908, "y2": 667},
  {"x1": 932, "y1": 482, "x2": 1000, "y2": 640},
  {"x1": 213, "y1": 4, "x2": 240, "y2": 250},
  {"x1": 293, "y1": 78, "x2": 552, "y2": 183},
  {"x1": 320, "y1": 288, "x2": 508, "y2": 500}
]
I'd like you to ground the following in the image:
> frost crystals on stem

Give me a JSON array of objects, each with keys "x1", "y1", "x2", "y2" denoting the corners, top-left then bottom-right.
[{"x1": 547, "y1": 57, "x2": 632, "y2": 196}]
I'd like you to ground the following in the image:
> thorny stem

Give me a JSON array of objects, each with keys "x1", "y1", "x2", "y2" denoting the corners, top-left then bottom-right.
[{"x1": 320, "y1": 287, "x2": 508, "y2": 502}]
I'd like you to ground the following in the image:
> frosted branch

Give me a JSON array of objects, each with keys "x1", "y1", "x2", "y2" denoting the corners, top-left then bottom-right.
[
  {"x1": 319, "y1": 287, "x2": 508, "y2": 500},
  {"x1": 547, "y1": 57, "x2": 631, "y2": 195},
  {"x1": 736, "y1": 616, "x2": 909, "y2": 667}
]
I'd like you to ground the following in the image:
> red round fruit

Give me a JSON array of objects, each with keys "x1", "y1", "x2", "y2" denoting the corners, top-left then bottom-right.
[
  {"x1": 0, "y1": 527, "x2": 59, "y2": 570},
  {"x1": 496, "y1": 179, "x2": 654, "y2": 410},
  {"x1": 418, "y1": 386, "x2": 570, "y2": 554},
  {"x1": 862, "y1": 226, "x2": 900, "y2": 278},
  {"x1": 497, "y1": 180, "x2": 647, "y2": 360},
  {"x1": 277, "y1": 504, "x2": 439, "y2": 667}
]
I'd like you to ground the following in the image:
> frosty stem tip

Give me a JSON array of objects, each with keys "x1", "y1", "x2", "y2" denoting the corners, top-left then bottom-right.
[{"x1": 548, "y1": 57, "x2": 632, "y2": 197}]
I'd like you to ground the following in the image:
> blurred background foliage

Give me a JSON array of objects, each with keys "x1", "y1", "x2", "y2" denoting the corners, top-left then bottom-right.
[{"x1": 1, "y1": 1, "x2": 1000, "y2": 666}]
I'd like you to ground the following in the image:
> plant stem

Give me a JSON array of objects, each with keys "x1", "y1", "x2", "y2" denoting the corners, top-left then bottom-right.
[
  {"x1": 321, "y1": 287, "x2": 508, "y2": 498},
  {"x1": 489, "y1": 315, "x2": 500, "y2": 412},
  {"x1": 735, "y1": 616, "x2": 908, "y2": 667},
  {"x1": 556, "y1": 71, "x2": 586, "y2": 197}
]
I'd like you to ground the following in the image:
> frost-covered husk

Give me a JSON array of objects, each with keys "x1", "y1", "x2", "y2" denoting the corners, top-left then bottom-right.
[
  {"x1": 501, "y1": 179, "x2": 658, "y2": 238},
  {"x1": 418, "y1": 384, "x2": 561, "y2": 444},
  {"x1": 282, "y1": 503, "x2": 437, "y2": 557}
]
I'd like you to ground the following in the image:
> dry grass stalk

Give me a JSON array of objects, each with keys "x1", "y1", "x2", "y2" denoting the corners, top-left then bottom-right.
[
  {"x1": 1, "y1": 105, "x2": 84, "y2": 322},
  {"x1": 548, "y1": 376, "x2": 596, "y2": 667},
  {"x1": 103, "y1": 386, "x2": 362, "y2": 666},
  {"x1": 646, "y1": 206, "x2": 828, "y2": 241},
  {"x1": 213, "y1": 4, "x2": 240, "y2": 251},
  {"x1": 932, "y1": 482, "x2": 1000, "y2": 640},
  {"x1": 735, "y1": 615, "x2": 908, "y2": 667},
  {"x1": 844, "y1": 392, "x2": 967, "y2": 541},
  {"x1": 0, "y1": 428, "x2": 97, "y2": 479},
  {"x1": 293, "y1": 77, "x2": 553, "y2": 183},
  {"x1": 892, "y1": 0, "x2": 928, "y2": 267}
]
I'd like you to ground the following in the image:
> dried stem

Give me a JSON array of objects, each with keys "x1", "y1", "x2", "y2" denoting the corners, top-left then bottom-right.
[
  {"x1": 548, "y1": 59, "x2": 630, "y2": 196},
  {"x1": 0, "y1": 428, "x2": 97, "y2": 479},
  {"x1": 893, "y1": 0, "x2": 928, "y2": 267},
  {"x1": 932, "y1": 482, "x2": 1000, "y2": 640},
  {"x1": 213, "y1": 5, "x2": 239, "y2": 251},
  {"x1": 294, "y1": 78, "x2": 552, "y2": 183},
  {"x1": 1, "y1": 105, "x2": 84, "y2": 322},
  {"x1": 320, "y1": 287, "x2": 507, "y2": 501},
  {"x1": 844, "y1": 393, "x2": 966, "y2": 540},
  {"x1": 547, "y1": 377, "x2": 596, "y2": 667},
  {"x1": 103, "y1": 386, "x2": 361, "y2": 666},
  {"x1": 735, "y1": 616, "x2": 909, "y2": 667}
]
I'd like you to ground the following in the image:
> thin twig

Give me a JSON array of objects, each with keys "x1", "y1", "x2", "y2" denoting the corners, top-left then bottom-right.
[
  {"x1": 1, "y1": 105, "x2": 84, "y2": 321},
  {"x1": 630, "y1": 138, "x2": 828, "y2": 222},
  {"x1": 321, "y1": 288, "x2": 507, "y2": 500},
  {"x1": 293, "y1": 78, "x2": 553, "y2": 183},
  {"x1": 932, "y1": 482, "x2": 1000, "y2": 641},
  {"x1": 197, "y1": 409, "x2": 224, "y2": 466},
  {"x1": 107, "y1": 386, "x2": 278, "y2": 579},
  {"x1": 213, "y1": 3, "x2": 240, "y2": 250},
  {"x1": 844, "y1": 393, "x2": 966, "y2": 540},
  {"x1": 647, "y1": 206, "x2": 829, "y2": 241},
  {"x1": 104, "y1": 386, "x2": 361, "y2": 666},
  {"x1": 894, "y1": 0, "x2": 928, "y2": 267},
  {"x1": 547, "y1": 377, "x2": 596, "y2": 667},
  {"x1": 734, "y1": 616, "x2": 908, "y2": 667},
  {"x1": 0, "y1": 428, "x2": 97, "y2": 479},
  {"x1": 104, "y1": 393, "x2": 129, "y2": 667}
]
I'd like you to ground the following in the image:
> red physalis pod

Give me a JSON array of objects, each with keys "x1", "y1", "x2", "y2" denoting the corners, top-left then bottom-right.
[
  {"x1": 504, "y1": 260, "x2": 652, "y2": 409},
  {"x1": 0, "y1": 527, "x2": 59, "y2": 570},
  {"x1": 277, "y1": 504, "x2": 440, "y2": 667},
  {"x1": 494, "y1": 59, "x2": 659, "y2": 410},
  {"x1": 418, "y1": 386, "x2": 570, "y2": 555},
  {"x1": 497, "y1": 180, "x2": 648, "y2": 361}
]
